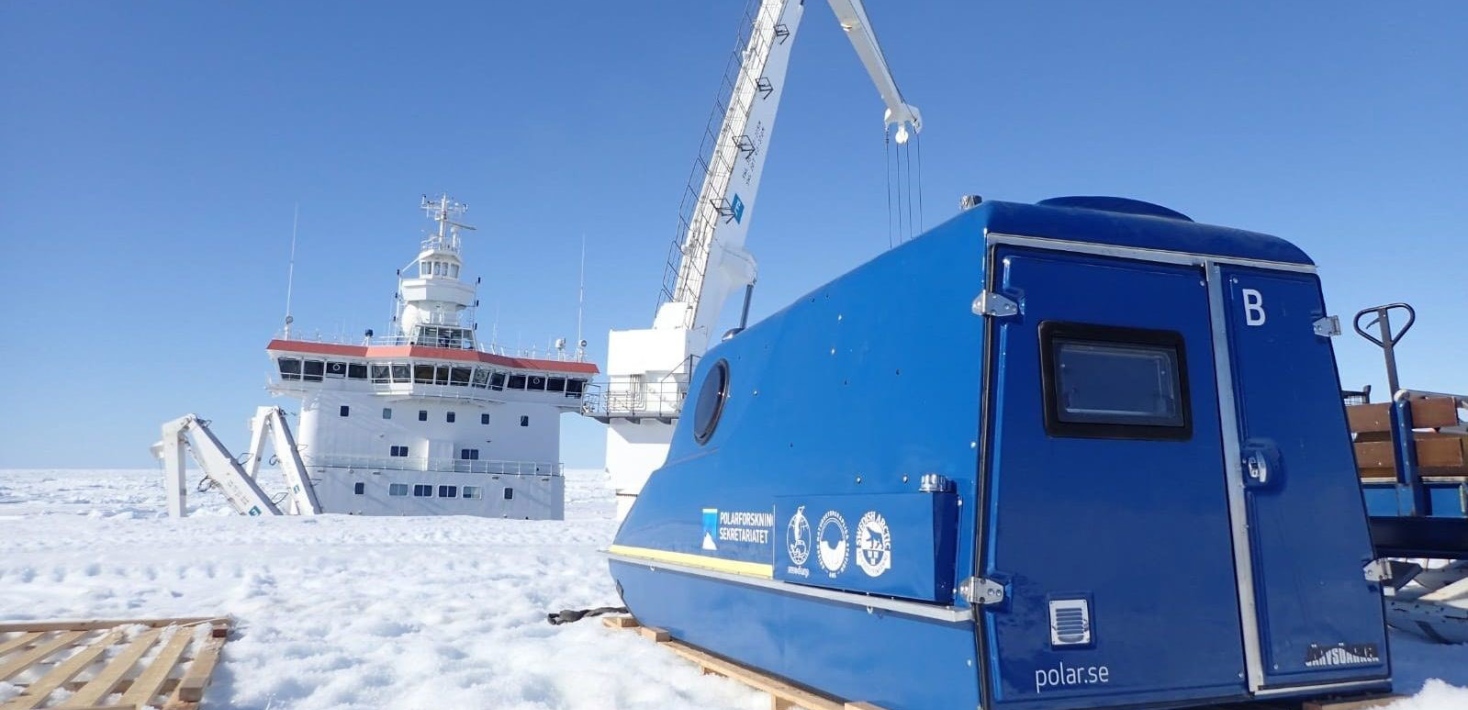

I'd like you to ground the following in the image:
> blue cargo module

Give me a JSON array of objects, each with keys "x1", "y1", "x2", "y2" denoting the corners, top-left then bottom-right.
[{"x1": 608, "y1": 196, "x2": 1390, "y2": 709}]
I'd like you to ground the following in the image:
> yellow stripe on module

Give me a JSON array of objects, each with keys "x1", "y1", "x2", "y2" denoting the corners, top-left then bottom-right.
[{"x1": 607, "y1": 544, "x2": 774, "y2": 579}]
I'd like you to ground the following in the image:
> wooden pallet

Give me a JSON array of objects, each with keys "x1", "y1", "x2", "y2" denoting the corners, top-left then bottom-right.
[
  {"x1": 604, "y1": 616, "x2": 1404, "y2": 710},
  {"x1": 0, "y1": 617, "x2": 230, "y2": 710},
  {"x1": 603, "y1": 615, "x2": 885, "y2": 710}
]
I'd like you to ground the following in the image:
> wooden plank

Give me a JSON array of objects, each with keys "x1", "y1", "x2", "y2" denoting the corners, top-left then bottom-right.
[
  {"x1": 1347, "y1": 404, "x2": 1392, "y2": 434},
  {"x1": 601, "y1": 616, "x2": 639, "y2": 629},
  {"x1": 844, "y1": 703, "x2": 888, "y2": 710},
  {"x1": 1411, "y1": 398, "x2": 1461, "y2": 429},
  {"x1": 637, "y1": 626, "x2": 670, "y2": 642},
  {"x1": 172, "y1": 631, "x2": 226, "y2": 702},
  {"x1": 663, "y1": 640, "x2": 844, "y2": 710},
  {"x1": 60, "y1": 627, "x2": 164, "y2": 708},
  {"x1": 5, "y1": 630, "x2": 125, "y2": 710},
  {"x1": 117, "y1": 629, "x2": 193, "y2": 708},
  {"x1": 0, "y1": 632, "x2": 43, "y2": 658},
  {"x1": 1347, "y1": 398, "x2": 1461, "y2": 433},
  {"x1": 0, "y1": 631, "x2": 85, "y2": 683},
  {"x1": 1355, "y1": 437, "x2": 1468, "y2": 474},
  {"x1": 0, "y1": 618, "x2": 219, "y2": 635},
  {"x1": 1304, "y1": 694, "x2": 1405, "y2": 709}
]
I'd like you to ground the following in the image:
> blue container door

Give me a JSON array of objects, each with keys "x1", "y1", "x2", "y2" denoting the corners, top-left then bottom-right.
[
  {"x1": 981, "y1": 248, "x2": 1247, "y2": 710},
  {"x1": 1215, "y1": 266, "x2": 1389, "y2": 691}
]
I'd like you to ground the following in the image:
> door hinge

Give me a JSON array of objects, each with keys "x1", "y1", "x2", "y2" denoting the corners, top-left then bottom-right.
[
  {"x1": 959, "y1": 576, "x2": 1006, "y2": 605},
  {"x1": 1313, "y1": 315, "x2": 1341, "y2": 337},
  {"x1": 972, "y1": 292, "x2": 1019, "y2": 318}
]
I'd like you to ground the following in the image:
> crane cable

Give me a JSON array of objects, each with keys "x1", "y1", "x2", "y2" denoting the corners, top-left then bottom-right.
[{"x1": 885, "y1": 128, "x2": 926, "y2": 247}]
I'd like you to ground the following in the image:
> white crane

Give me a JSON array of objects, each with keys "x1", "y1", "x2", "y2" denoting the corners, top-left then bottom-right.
[{"x1": 597, "y1": 0, "x2": 922, "y2": 518}]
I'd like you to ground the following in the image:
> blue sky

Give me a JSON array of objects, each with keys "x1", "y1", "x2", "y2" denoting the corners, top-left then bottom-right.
[{"x1": 2, "y1": 1, "x2": 1465, "y2": 469}]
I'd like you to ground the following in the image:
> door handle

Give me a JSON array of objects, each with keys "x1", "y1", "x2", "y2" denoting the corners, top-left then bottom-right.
[
  {"x1": 1245, "y1": 450, "x2": 1270, "y2": 485},
  {"x1": 1241, "y1": 441, "x2": 1282, "y2": 489}
]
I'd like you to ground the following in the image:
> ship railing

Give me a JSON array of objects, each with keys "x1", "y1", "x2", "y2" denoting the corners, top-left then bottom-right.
[
  {"x1": 581, "y1": 375, "x2": 689, "y2": 420},
  {"x1": 271, "y1": 331, "x2": 591, "y2": 363},
  {"x1": 309, "y1": 455, "x2": 564, "y2": 477}
]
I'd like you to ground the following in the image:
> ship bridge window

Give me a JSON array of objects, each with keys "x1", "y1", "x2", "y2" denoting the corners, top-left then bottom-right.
[
  {"x1": 566, "y1": 379, "x2": 585, "y2": 397},
  {"x1": 450, "y1": 367, "x2": 472, "y2": 386},
  {"x1": 370, "y1": 364, "x2": 390, "y2": 383},
  {"x1": 471, "y1": 368, "x2": 490, "y2": 388},
  {"x1": 391, "y1": 364, "x2": 410, "y2": 383},
  {"x1": 1040, "y1": 321, "x2": 1191, "y2": 441},
  {"x1": 547, "y1": 377, "x2": 566, "y2": 393},
  {"x1": 489, "y1": 372, "x2": 506, "y2": 391},
  {"x1": 507, "y1": 374, "x2": 527, "y2": 390},
  {"x1": 413, "y1": 364, "x2": 434, "y2": 384},
  {"x1": 277, "y1": 358, "x2": 302, "y2": 381},
  {"x1": 528, "y1": 375, "x2": 546, "y2": 391},
  {"x1": 348, "y1": 363, "x2": 367, "y2": 380},
  {"x1": 435, "y1": 365, "x2": 450, "y2": 385},
  {"x1": 449, "y1": 264, "x2": 459, "y2": 278},
  {"x1": 326, "y1": 361, "x2": 347, "y2": 378},
  {"x1": 419, "y1": 260, "x2": 431, "y2": 277},
  {"x1": 302, "y1": 360, "x2": 325, "y2": 382}
]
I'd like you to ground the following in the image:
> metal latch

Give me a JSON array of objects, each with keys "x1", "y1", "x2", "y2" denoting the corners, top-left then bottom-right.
[
  {"x1": 1362, "y1": 559, "x2": 1393, "y2": 583},
  {"x1": 1313, "y1": 315, "x2": 1341, "y2": 337},
  {"x1": 959, "y1": 577, "x2": 1006, "y2": 605},
  {"x1": 972, "y1": 292, "x2": 1018, "y2": 318}
]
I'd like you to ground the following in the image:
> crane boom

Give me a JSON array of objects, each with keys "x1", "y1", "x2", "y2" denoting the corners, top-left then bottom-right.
[
  {"x1": 827, "y1": 0, "x2": 923, "y2": 144},
  {"x1": 598, "y1": 0, "x2": 920, "y2": 519}
]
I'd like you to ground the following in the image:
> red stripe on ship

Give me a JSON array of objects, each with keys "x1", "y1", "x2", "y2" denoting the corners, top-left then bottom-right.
[{"x1": 266, "y1": 340, "x2": 600, "y2": 375}]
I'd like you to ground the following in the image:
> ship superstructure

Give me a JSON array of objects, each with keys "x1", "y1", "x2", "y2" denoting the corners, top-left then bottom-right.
[{"x1": 258, "y1": 195, "x2": 596, "y2": 518}]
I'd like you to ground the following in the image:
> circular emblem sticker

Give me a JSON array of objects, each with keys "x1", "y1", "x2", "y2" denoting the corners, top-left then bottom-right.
[
  {"x1": 855, "y1": 511, "x2": 892, "y2": 577},
  {"x1": 786, "y1": 506, "x2": 811, "y2": 567},
  {"x1": 816, "y1": 510, "x2": 849, "y2": 577}
]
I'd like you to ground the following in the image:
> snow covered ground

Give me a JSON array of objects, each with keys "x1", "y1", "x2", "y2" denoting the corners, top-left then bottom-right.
[{"x1": 0, "y1": 469, "x2": 1465, "y2": 709}]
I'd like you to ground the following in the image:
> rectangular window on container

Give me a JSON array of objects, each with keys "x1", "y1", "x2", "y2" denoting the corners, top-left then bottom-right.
[
  {"x1": 339, "y1": 405, "x2": 350, "y2": 417},
  {"x1": 382, "y1": 408, "x2": 392, "y2": 420},
  {"x1": 438, "y1": 485, "x2": 458, "y2": 498},
  {"x1": 413, "y1": 484, "x2": 432, "y2": 497},
  {"x1": 1040, "y1": 321, "x2": 1191, "y2": 441},
  {"x1": 480, "y1": 413, "x2": 490, "y2": 425},
  {"x1": 353, "y1": 482, "x2": 365, "y2": 495},
  {"x1": 463, "y1": 486, "x2": 483, "y2": 499},
  {"x1": 446, "y1": 411, "x2": 456, "y2": 423},
  {"x1": 389, "y1": 483, "x2": 409, "y2": 497}
]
